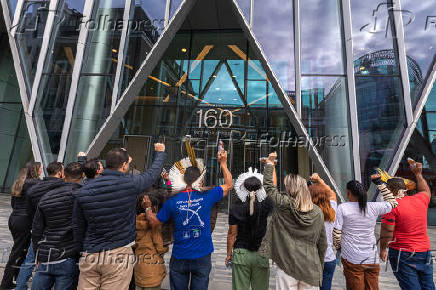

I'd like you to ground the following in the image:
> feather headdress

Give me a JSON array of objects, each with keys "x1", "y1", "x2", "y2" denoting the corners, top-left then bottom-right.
[
  {"x1": 376, "y1": 168, "x2": 416, "y2": 191},
  {"x1": 235, "y1": 168, "x2": 267, "y2": 211},
  {"x1": 168, "y1": 139, "x2": 206, "y2": 193}
]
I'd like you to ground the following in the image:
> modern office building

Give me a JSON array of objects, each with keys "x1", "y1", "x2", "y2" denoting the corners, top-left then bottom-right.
[{"x1": 0, "y1": 0, "x2": 435, "y2": 214}]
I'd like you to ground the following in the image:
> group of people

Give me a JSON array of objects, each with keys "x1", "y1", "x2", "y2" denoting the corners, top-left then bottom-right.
[{"x1": 0, "y1": 142, "x2": 433, "y2": 290}]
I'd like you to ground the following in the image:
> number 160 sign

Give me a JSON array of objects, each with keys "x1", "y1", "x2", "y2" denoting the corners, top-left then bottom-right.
[{"x1": 196, "y1": 109, "x2": 233, "y2": 128}]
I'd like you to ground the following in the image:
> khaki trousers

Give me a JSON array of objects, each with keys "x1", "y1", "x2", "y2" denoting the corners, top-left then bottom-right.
[
  {"x1": 341, "y1": 258, "x2": 380, "y2": 290},
  {"x1": 78, "y1": 246, "x2": 135, "y2": 290}
]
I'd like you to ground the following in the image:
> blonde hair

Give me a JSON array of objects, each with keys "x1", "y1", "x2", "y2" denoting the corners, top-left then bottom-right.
[
  {"x1": 284, "y1": 174, "x2": 313, "y2": 212},
  {"x1": 11, "y1": 168, "x2": 28, "y2": 197}
]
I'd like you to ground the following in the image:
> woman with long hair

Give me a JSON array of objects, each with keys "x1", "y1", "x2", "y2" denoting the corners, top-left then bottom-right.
[
  {"x1": 258, "y1": 152, "x2": 327, "y2": 290},
  {"x1": 308, "y1": 173, "x2": 337, "y2": 290},
  {"x1": 333, "y1": 177, "x2": 398, "y2": 290},
  {"x1": 226, "y1": 168, "x2": 274, "y2": 290},
  {"x1": 0, "y1": 162, "x2": 42, "y2": 289}
]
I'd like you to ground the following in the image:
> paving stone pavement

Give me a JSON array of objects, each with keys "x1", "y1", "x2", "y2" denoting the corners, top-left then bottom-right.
[{"x1": 1, "y1": 194, "x2": 436, "y2": 289}]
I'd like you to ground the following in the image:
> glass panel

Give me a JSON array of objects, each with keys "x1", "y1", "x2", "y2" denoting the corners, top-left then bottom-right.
[
  {"x1": 119, "y1": 0, "x2": 173, "y2": 98},
  {"x1": 8, "y1": 0, "x2": 18, "y2": 20},
  {"x1": 396, "y1": 109, "x2": 436, "y2": 225},
  {"x1": 236, "y1": 0, "x2": 250, "y2": 22},
  {"x1": 253, "y1": 0, "x2": 294, "y2": 93},
  {"x1": 356, "y1": 76, "x2": 406, "y2": 187},
  {"x1": 302, "y1": 76, "x2": 353, "y2": 193},
  {"x1": 426, "y1": 84, "x2": 436, "y2": 111},
  {"x1": 64, "y1": 0, "x2": 126, "y2": 163},
  {"x1": 0, "y1": 35, "x2": 21, "y2": 102},
  {"x1": 170, "y1": 0, "x2": 183, "y2": 19},
  {"x1": 64, "y1": 75, "x2": 113, "y2": 162},
  {"x1": 350, "y1": 0, "x2": 399, "y2": 74},
  {"x1": 80, "y1": 0, "x2": 125, "y2": 74},
  {"x1": 34, "y1": 74, "x2": 71, "y2": 163},
  {"x1": 33, "y1": 0, "x2": 86, "y2": 163},
  {"x1": 15, "y1": 0, "x2": 50, "y2": 89},
  {"x1": 300, "y1": 0, "x2": 345, "y2": 74},
  {"x1": 401, "y1": 0, "x2": 436, "y2": 106},
  {"x1": 3, "y1": 111, "x2": 33, "y2": 191},
  {"x1": 0, "y1": 104, "x2": 22, "y2": 186}
]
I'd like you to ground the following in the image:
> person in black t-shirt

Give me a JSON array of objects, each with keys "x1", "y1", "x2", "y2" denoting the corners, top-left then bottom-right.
[{"x1": 226, "y1": 168, "x2": 274, "y2": 290}]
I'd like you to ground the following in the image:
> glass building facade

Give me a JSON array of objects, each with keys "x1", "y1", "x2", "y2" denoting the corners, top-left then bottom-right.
[{"x1": 0, "y1": 0, "x2": 435, "y2": 217}]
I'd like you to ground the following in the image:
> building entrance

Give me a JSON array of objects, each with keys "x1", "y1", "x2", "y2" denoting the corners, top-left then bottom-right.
[{"x1": 101, "y1": 29, "x2": 312, "y2": 203}]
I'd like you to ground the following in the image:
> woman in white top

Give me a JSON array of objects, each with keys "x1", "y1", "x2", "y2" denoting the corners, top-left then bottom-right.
[
  {"x1": 333, "y1": 177, "x2": 398, "y2": 290},
  {"x1": 308, "y1": 173, "x2": 337, "y2": 290}
]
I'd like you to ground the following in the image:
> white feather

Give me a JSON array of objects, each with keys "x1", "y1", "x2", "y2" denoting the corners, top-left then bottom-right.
[
  {"x1": 234, "y1": 167, "x2": 267, "y2": 202},
  {"x1": 168, "y1": 157, "x2": 205, "y2": 193}
]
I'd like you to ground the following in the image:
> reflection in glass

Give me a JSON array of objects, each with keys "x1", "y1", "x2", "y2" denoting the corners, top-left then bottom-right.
[
  {"x1": 300, "y1": 0, "x2": 345, "y2": 74},
  {"x1": 119, "y1": 0, "x2": 169, "y2": 98},
  {"x1": 64, "y1": 0, "x2": 125, "y2": 163},
  {"x1": 350, "y1": 0, "x2": 398, "y2": 68},
  {"x1": 301, "y1": 77, "x2": 353, "y2": 193},
  {"x1": 32, "y1": 0, "x2": 85, "y2": 164},
  {"x1": 356, "y1": 75, "x2": 406, "y2": 187},
  {"x1": 34, "y1": 75, "x2": 71, "y2": 163},
  {"x1": 0, "y1": 104, "x2": 22, "y2": 185},
  {"x1": 252, "y1": 0, "x2": 295, "y2": 94},
  {"x1": 401, "y1": 0, "x2": 436, "y2": 105},
  {"x1": 7, "y1": 0, "x2": 18, "y2": 19},
  {"x1": 15, "y1": 0, "x2": 50, "y2": 89},
  {"x1": 170, "y1": 0, "x2": 183, "y2": 19},
  {"x1": 236, "y1": 0, "x2": 250, "y2": 22},
  {"x1": 396, "y1": 85, "x2": 436, "y2": 224},
  {"x1": 3, "y1": 111, "x2": 33, "y2": 191}
]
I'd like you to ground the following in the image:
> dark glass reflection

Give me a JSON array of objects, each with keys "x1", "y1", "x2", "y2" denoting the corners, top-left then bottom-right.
[
  {"x1": 15, "y1": 0, "x2": 50, "y2": 89},
  {"x1": 64, "y1": 0, "x2": 126, "y2": 163},
  {"x1": 356, "y1": 75, "x2": 406, "y2": 187},
  {"x1": 396, "y1": 84, "x2": 436, "y2": 225},
  {"x1": 301, "y1": 77, "x2": 353, "y2": 192},
  {"x1": 119, "y1": 0, "x2": 167, "y2": 98},
  {"x1": 33, "y1": 0, "x2": 85, "y2": 164}
]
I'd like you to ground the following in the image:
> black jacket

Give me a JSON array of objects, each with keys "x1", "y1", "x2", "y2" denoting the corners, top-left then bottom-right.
[
  {"x1": 32, "y1": 182, "x2": 82, "y2": 263},
  {"x1": 26, "y1": 177, "x2": 64, "y2": 222},
  {"x1": 10, "y1": 179, "x2": 41, "y2": 217},
  {"x1": 73, "y1": 151, "x2": 166, "y2": 253}
]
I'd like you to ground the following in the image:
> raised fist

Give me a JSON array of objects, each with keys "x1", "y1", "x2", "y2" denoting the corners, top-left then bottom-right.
[{"x1": 154, "y1": 143, "x2": 165, "y2": 152}]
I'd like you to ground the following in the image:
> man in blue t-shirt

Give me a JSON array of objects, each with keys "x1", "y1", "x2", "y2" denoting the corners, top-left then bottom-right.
[{"x1": 146, "y1": 151, "x2": 233, "y2": 290}]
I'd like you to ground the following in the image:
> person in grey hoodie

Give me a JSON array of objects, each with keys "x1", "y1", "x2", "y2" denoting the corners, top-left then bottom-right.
[{"x1": 259, "y1": 152, "x2": 327, "y2": 289}]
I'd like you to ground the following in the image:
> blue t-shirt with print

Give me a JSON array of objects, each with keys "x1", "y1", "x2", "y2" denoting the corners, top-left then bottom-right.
[{"x1": 156, "y1": 186, "x2": 223, "y2": 259}]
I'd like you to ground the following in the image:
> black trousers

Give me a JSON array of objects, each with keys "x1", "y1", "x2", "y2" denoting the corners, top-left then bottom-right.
[{"x1": 0, "y1": 214, "x2": 31, "y2": 289}]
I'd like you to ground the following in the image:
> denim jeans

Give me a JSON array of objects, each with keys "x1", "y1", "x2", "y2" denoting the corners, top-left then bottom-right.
[
  {"x1": 169, "y1": 254, "x2": 212, "y2": 290},
  {"x1": 320, "y1": 260, "x2": 336, "y2": 290},
  {"x1": 389, "y1": 248, "x2": 435, "y2": 290},
  {"x1": 30, "y1": 258, "x2": 78, "y2": 290},
  {"x1": 15, "y1": 243, "x2": 35, "y2": 290}
]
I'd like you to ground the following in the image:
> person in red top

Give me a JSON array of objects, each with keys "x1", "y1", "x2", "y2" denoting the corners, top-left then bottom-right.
[{"x1": 377, "y1": 161, "x2": 434, "y2": 290}]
